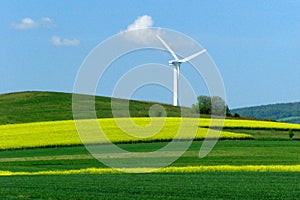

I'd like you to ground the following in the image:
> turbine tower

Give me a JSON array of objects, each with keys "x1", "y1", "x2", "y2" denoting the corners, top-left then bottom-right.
[{"x1": 156, "y1": 34, "x2": 206, "y2": 106}]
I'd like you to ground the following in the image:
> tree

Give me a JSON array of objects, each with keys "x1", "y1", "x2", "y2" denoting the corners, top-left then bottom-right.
[
  {"x1": 192, "y1": 95, "x2": 230, "y2": 116},
  {"x1": 197, "y1": 95, "x2": 211, "y2": 114}
]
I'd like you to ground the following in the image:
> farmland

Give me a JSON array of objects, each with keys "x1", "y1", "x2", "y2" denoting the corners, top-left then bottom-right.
[
  {"x1": 1, "y1": 173, "x2": 300, "y2": 199},
  {"x1": 0, "y1": 141, "x2": 299, "y2": 172},
  {"x1": 1, "y1": 117, "x2": 300, "y2": 150},
  {"x1": 0, "y1": 141, "x2": 299, "y2": 199},
  {"x1": 0, "y1": 92, "x2": 300, "y2": 199},
  {"x1": 0, "y1": 118, "x2": 257, "y2": 150}
]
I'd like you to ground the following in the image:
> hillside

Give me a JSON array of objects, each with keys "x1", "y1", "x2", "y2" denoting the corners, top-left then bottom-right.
[
  {"x1": 232, "y1": 102, "x2": 300, "y2": 124},
  {"x1": 0, "y1": 91, "x2": 196, "y2": 125}
]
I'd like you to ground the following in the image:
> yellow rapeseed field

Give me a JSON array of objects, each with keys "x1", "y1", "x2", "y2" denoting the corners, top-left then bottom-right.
[
  {"x1": 200, "y1": 118, "x2": 300, "y2": 130},
  {"x1": 0, "y1": 118, "x2": 256, "y2": 150}
]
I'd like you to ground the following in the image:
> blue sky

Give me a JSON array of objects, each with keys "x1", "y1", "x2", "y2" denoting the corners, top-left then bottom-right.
[{"x1": 1, "y1": 0, "x2": 300, "y2": 108}]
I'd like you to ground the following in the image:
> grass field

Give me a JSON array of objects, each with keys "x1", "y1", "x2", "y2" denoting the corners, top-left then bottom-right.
[
  {"x1": 1, "y1": 91, "x2": 300, "y2": 199},
  {"x1": 0, "y1": 140, "x2": 299, "y2": 199},
  {"x1": 0, "y1": 141, "x2": 299, "y2": 172},
  {"x1": 0, "y1": 91, "x2": 194, "y2": 125},
  {"x1": 1, "y1": 172, "x2": 299, "y2": 199}
]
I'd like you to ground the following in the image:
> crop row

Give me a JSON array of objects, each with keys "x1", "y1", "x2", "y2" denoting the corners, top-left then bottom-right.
[{"x1": 1, "y1": 165, "x2": 300, "y2": 176}]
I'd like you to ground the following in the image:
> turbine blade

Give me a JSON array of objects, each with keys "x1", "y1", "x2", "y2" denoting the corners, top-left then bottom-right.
[
  {"x1": 179, "y1": 49, "x2": 206, "y2": 63},
  {"x1": 156, "y1": 34, "x2": 179, "y2": 60}
]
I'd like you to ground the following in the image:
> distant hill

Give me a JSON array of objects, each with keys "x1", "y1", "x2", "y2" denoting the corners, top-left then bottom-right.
[
  {"x1": 231, "y1": 102, "x2": 300, "y2": 124},
  {"x1": 0, "y1": 91, "x2": 196, "y2": 125}
]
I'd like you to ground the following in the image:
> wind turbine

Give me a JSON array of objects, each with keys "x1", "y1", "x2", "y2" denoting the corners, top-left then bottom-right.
[{"x1": 156, "y1": 34, "x2": 206, "y2": 106}]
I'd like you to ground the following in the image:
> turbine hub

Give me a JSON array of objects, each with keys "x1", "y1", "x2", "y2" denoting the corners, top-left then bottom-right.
[{"x1": 169, "y1": 60, "x2": 181, "y2": 66}]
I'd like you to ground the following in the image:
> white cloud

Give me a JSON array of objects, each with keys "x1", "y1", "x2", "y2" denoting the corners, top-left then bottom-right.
[
  {"x1": 126, "y1": 15, "x2": 153, "y2": 31},
  {"x1": 12, "y1": 18, "x2": 38, "y2": 30},
  {"x1": 122, "y1": 15, "x2": 156, "y2": 44},
  {"x1": 51, "y1": 36, "x2": 80, "y2": 47},
  {"x1": 12, "y1": 17, "x2": 54, "y2": 30}
]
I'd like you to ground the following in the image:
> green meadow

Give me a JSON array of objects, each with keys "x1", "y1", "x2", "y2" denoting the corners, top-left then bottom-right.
[
  {"x1": 0, "y1": 141, "x2": 299, "y2": 199},
  {"x1": 0, "y1": 92, "x2": 299, "y2": 199},
  {"x1": 1, "y1": 173, "x2": 299, "y2": 199}
]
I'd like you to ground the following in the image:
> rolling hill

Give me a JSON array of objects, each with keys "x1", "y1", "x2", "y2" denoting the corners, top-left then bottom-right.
[
  {"x1": 0, "y1": 91, "x2": 196, "y2": 125},
  {"x1": 1, "y1": 92, "x2": 300, "y2": 199},
  {"x1": 232, "y1": 102, "x2": 300, "y2": 124}
]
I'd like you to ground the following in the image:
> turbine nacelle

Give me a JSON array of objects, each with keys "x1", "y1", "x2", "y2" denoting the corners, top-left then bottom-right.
[
  {"x1": 156, "y1": 34, "x2": 206, "y2": 106},
  {"x1": 169, "y1": 60, "x2": 182, "y2": 66}
]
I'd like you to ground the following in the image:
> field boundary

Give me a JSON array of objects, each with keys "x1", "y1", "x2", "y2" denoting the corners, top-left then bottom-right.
[{"x1": 1, "y1": 165, "x2": 300, "y2": 176}]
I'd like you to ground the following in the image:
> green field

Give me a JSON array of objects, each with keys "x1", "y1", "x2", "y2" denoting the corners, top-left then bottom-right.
[
  {"x1": 1, "y1": 92, "x2": 300, "y2": 199},
  {"x1": 0, "y1": 91, "x2": 193, "y2": 125},
  {"x1": 1, "y1": 172, "x2": 299, "y2": 199},
  {"x1": 0, "y1": 141, "x2": 299, "y2": 199},
  {"x1": 0, "y1": 141, "x2": 299, "y2": 172}
]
